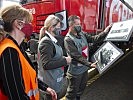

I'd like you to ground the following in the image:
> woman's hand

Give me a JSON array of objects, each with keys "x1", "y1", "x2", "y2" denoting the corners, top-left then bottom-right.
[
  {"x1": 46, "y1": 87, "x2": 57, "y2": 100},
  {"x1": 65, "y1": 55, "x2": 72, "y2": 64}
]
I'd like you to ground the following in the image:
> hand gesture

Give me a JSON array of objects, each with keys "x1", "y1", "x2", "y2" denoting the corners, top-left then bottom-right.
[
  {"x1": 90, "y1": 61, "x2": 98, "y2": 68},
  {"x1": 103, "y1": 23, "x2": 113, "y2": 33},
  {"x1": 46, "y1": 87, "x2": 57, "y2": 100}
]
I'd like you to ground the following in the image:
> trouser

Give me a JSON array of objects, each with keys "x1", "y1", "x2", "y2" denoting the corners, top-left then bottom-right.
[
  {"x1": 66, "y1": 71, "x2": 88, "y2": 100},
  {"x1": 40, "y1": 77, "x2": 68, "y2": 100}
]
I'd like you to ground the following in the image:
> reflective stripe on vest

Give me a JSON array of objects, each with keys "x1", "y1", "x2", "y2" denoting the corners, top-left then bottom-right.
[
  {"x1": 27, "y1": 88, "x2": 39, "y2": 97},
  {"x1": 0, "y1": 38, "x2": 39, "y2": 100}
]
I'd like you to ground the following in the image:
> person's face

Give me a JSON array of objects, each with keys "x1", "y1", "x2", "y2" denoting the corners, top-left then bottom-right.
[
  {"x1": 74, "y1": 19, "x2": 81, "y2": 26},
  {"x1": 52, "y1": 22, "x2": 61, "y2": 35},
  {"x1": 71, "y1": 19, "x2": 82, "y2": 34},
  {"x1": 17, "y1": 19, "x2": 33, "y2": 38},
  {"x1": 55, "y1": 22, "x2": 61, "y2": 29}
]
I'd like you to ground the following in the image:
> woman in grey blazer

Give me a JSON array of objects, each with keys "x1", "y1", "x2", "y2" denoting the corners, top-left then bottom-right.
[{"x1": 37, "y1": 15, "x2": 72, "y2": 100}]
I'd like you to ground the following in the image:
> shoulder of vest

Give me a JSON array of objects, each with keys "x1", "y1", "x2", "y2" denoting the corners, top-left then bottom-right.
[
  {"x1": 0, "y1": 38, "x2": 19, "y2": 55},
  {"x1": 66, "y1": 33, "x2": 75, "y2": 40},
  {"x1": 39, "y1": 36, "x2": 52, "y2": 45}
]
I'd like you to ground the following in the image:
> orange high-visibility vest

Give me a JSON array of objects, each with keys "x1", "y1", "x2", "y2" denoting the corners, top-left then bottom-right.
[{"x1": 0, "y1": 38, "x2": 39, "y2": 100}]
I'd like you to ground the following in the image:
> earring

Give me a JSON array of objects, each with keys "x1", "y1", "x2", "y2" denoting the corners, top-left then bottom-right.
[{"x1": 18, "y1": 27, "x2": 21, "y2": 30}]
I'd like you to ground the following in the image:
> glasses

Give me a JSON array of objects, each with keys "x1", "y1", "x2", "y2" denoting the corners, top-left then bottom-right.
[
  {"x1": 17, "y1": 19, "x2": 25, "y2": 23},
  {"x1": 17, "y1": 19, "x2": 31, "y2": 25}
]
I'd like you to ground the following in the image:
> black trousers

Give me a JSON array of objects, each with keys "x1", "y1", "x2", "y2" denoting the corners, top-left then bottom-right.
[{"x1": 66, "y1": 71, "x2": 88, "y2": 100}]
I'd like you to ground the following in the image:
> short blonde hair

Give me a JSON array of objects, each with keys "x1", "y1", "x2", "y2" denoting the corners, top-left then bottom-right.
[
  {"x1": 44, "y1": 15, "x2": 60, "y2": 30},
  {"x1": 1, "y1": 4, "x2": 32, "y2": 23},
  {"x1": 0, "y1": 3, "x2": 33, "y2": 41}
]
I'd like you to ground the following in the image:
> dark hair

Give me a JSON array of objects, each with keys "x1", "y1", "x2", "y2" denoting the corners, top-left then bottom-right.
[
  {"x1": 0, "y1": 18, "x2": 5, "y2": 41},
  {"x1": 68, "y1": 15, "x2": 80, "y2": 27},
  {"x1": 0, "y1": 4, "x2": 33, "y2": 42}
]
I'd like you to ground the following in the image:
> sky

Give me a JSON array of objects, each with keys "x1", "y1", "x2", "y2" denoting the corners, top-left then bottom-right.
[{"x1": 0, "y1": 0, "x2": 20, "y2": 8}]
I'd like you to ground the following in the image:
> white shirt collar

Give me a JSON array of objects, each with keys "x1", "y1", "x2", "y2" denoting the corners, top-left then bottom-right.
[{"x1": 45, "y1": 31, "x2": 57, "y2": 43}]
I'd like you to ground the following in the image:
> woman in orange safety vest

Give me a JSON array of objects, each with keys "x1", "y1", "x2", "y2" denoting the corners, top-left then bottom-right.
[{"x1": 0, "y1": 3, "x2": 57, "y2": 100}]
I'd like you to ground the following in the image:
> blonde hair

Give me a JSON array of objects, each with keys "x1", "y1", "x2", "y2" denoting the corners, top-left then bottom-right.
[
  {"x1": 0, "y1": 3, "x2": 33, "y2": 42},
  {"x1": 39, "y1": 27, "x2": 45, "y2": 41},
  {"x1": 39, "y1": 15, "x2": 61, "y2": 40}
]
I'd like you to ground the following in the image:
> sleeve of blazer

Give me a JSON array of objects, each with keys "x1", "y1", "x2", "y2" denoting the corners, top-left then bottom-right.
[
  {"x1": 37, "y1": 79, "x2": 49, "y2": 91},
  {"x1": 38, "y1": 39, "x2": 67, "y2": 70},
  {"x1": 83, "y1": 31, "x2": 107, "y2": 43}
]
